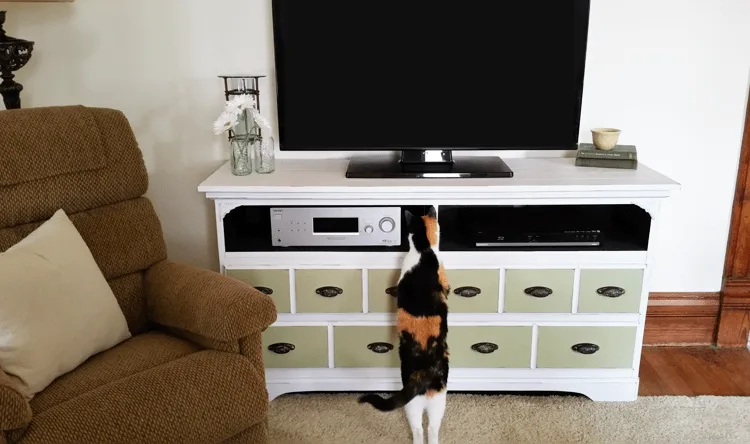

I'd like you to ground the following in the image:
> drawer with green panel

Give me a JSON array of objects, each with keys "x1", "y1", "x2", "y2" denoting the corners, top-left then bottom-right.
[
  {"x1": 504, "y1": 269, "x2": 575, "y2": 313},
  {"x1": 226, "y1": 269, "x2": 291, "y2": 313},
  {"x1": 443, "y1": 269, "x2": 499, "y2": 313},
  {"x1": 334, "y1": 326, "x2": 399, "y2": 368},
  {"x1": 449, "y1": 326, "x2": 532, "y2": 368},
  {"x1": 263, "y1": 326, "x2": 329, "y2": 368},
  {"x1": 295, "y1": 269, "x2": 363, "y2": 313},
  {"x1": 577, "y1": 269, "x2": 645, "y2": 313},
  {"x1": 536, "y1": 326, "x2": 637, "y2": 369},
  {"x1": 368, "y1": 269, "x2": 401, "y2": 313}
]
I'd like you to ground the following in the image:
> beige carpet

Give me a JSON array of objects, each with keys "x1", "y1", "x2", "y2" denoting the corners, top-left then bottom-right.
[{"x1": 268, "y1": 393, "x2": 750, "y2": 443}]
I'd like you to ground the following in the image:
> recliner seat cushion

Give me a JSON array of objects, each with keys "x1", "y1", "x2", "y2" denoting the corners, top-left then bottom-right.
[{"x1": 14, "y1": 350, "x2": 268, "y2": 444}]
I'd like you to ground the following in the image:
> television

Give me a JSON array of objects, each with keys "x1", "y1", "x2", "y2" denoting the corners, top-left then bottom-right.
[{"x1": 271, "y1": 1, "x2": 591, "y2": 178}]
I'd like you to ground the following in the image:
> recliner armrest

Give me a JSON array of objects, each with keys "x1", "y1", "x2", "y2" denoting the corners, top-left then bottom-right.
[
  {"x1": 145, "y1": 260, "x2": 278, "y2": 342},
  {"x1": 0, "y1": 369, "x2": 32, "y2": 432}
]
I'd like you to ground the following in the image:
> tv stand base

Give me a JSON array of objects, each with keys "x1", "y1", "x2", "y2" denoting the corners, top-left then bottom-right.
[{"x1": 345, "y1": 150, "x2": 514, "y2": 178}]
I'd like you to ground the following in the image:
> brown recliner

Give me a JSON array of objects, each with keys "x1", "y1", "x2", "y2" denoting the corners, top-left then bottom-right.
[{"x1": 0, "y1": 106, "x2": 277, "y2": 443}]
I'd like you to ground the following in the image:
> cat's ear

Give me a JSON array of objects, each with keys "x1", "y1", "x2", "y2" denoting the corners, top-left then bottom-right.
[
  {"x1": 404, "y1": 210, "x2": 415, "y2": 229},
  {"x1": 426, "y1": 206, "x2": 437, "y2": 218}
]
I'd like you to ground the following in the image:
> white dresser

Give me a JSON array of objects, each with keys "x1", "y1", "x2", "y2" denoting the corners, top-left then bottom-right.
[{"x1": 198, "y1": 157, "x2": 678, "y2": 402}]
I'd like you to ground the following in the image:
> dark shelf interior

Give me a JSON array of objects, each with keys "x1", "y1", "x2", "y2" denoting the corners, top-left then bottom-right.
[
  {"x1": 223, "y1": 204, "x2": 650, "y2": 253},
  {"x1": 439, "y1": 204, "x2": 651, "y2": 252},
  {"x1": 224, "y1": 205, "x2": 431, "y2": 252}
]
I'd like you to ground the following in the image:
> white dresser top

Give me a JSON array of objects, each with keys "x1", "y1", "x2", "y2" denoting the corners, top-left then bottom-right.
[{"x1": 198, "y1": 157, "x2": 679, "y2": 201}]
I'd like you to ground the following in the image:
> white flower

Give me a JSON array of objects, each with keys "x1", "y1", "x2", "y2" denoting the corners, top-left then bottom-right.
[
  {"x1": 227, "y1": 95, "x2": 256, "y2": 113},
  {"x1": 249, "y1": 108, "x2": 271, "y2": 131},
  {"x1": 212, "y1": 110, "x2": 239, "y2": 135}
]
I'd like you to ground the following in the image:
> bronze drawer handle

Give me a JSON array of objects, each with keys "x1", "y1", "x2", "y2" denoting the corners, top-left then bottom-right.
[
  {"x1": 471, "y1": 342, "x2": 499, "y2": 354},
  {"x1": 597, "y1": 286, "x2": 626, "y2": 298},
  {"x1": 255, "y1": 286, "x2": 274, "y2": 295},
  {"x1": 367, "y1": 342, "x2": 394, "y2": 354},
  {"x1": 525, "y1": 286, "x2": 553, "y2": 298},
  {"x1": 571, "y1": 343, "x2": 599, "y2": 355},
  {"x1": 454, "y1": 286, "x2": 481, "y2": 298},
  {"x1": 268, "y1": 343, "x2": 295, "y2": 354},
  {"x1": 316, "y1": 286, "x2": 343, "y2": 298},
  {"x1": 385, "y1": 286, "x2": 399, "y2": 297}
]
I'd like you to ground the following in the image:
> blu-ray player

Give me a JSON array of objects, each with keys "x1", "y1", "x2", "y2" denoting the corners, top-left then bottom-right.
[{"x1": 472, "y1": 229, "x2": 601, "y2": 247}]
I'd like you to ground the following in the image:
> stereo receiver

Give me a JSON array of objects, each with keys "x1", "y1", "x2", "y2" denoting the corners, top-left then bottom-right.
[{"x1": 270, "y1": 207, "x2": 401, "y2": 247}]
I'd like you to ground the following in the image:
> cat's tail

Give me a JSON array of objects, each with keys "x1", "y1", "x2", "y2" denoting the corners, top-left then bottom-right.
[{"x1": 357, "y1": 373, "x2": 429, "y2": 412}]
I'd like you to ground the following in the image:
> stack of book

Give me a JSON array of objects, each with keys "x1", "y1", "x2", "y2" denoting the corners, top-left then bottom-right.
[{"x1": 575, "y1": 143, "x2": 638, "y2": 170}]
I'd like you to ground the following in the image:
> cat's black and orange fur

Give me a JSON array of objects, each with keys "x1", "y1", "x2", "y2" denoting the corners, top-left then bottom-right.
[{"x1": 359, "y1": 206, "x2": 449, "y2": 411}]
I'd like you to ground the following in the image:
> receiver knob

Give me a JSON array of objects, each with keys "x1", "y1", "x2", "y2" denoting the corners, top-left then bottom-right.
[
  {"x1": 379, "y1": 217, "x2": 395, "y2": 233},
  {"x1": 364, "y1": 225, "x2": 374, "y2": 234}
]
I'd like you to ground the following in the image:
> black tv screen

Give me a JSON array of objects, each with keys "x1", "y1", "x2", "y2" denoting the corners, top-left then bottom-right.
[{"x1": 272, "y1": 1, "x2": 590, "y2": 151}]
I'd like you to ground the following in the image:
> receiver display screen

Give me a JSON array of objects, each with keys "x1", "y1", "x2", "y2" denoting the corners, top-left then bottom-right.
[{"x1": 313, "y1": 217, "x2": 358, "y2": 234}]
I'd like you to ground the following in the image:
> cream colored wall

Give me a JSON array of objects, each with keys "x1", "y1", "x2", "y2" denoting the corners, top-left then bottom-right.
[{"x1": 1, "y1": 0, "x2": 273, "y2": 269}]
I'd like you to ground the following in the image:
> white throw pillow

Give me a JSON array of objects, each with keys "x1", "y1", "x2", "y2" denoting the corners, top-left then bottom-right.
[{"x1": 0, "y1": 209, "x2": 131, "y2": 398}]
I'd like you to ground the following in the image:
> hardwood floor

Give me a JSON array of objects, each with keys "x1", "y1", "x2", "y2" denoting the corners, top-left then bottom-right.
[{"x1": 639, "y1": 347, "x2": 750, "y2": 396}]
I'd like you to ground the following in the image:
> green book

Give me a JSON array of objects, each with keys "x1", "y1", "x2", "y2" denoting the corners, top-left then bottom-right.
[
  {"x1": 577, "y1": 143, "x2": 638, "y2": 160},
  {"x1": 575, "y1": 157, "x2": 638, "y2": 170}
]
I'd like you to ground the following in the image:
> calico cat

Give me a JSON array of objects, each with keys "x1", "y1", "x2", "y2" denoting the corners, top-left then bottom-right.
[{"x1": 359, "y1": 206, "x2": 449, "y2": 444}]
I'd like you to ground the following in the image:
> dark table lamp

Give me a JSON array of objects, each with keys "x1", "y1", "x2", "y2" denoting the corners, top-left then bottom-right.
[{"x1": 0, "y1": 11, "x2": 34, "y2": 110}]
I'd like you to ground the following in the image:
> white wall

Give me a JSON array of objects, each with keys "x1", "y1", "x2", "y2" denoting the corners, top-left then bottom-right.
[{"x1": 2, "y1": 0, "x2": 750, "y2": 292}]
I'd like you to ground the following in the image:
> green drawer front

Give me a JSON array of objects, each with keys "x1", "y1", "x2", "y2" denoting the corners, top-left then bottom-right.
[
  {"x1": 368, "y1": 269, "x2": 401, "y2": 313},
  {"x1": 263, "y1": 326, "x2": 328, "y2": 368},
  {"x1": 295, "y1": 269, "x2": 363, "y2": 313},
  {"x1": 444, "y1": 269, "x2": 499, "y2": 313},
  {"x1": 504, "y1": 269, "x2": 575, "y2": 313},
  {"x1": 536, "y1": 326, "x2": 637, "y2": 369},
  {"x1": 577, "y1": 269, "x2": 645, "y2": 313},
  {"x1": 226, "y1": 269, "x2": 291, "y2": 313},
  {"x1": 334, "y1": 326, "x2": 399, "y2": 368},
  {"x1": 449, "y1": 326, "x2": 532, "y2": 368}
]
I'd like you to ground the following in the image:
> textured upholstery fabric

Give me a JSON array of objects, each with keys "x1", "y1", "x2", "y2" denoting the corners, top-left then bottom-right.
[
  {"x1": 224, "y1": 423, "x2": 268, "y2": 443},
  {"x1": 0, "y1": 371, "x2": 30, "y2": 431},
  {"x1": 13, "y1": 352, "x2": 268, "y2": 444},
  {"x1": 0, "y1": 106, "x2": 274, "y2": 444},
  {"x1": 29, "y1": 332, "x2": 200, "y2": 415},
  {"x1": 0, "y1": 106, "x2": 106, "y2": 186},
  {"x1": 146, "y1": 260, "x2": 277, "y2": 341},
  {"x1": 108, "y1": 272, "x2": 150, "y2": 335},
  {"x1": 0, "y1": 107, "x2": 147, "y2": 229}
]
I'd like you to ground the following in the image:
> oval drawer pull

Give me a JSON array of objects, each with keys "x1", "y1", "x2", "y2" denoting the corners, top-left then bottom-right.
[
  {"x1": 597, "y1": 286, "x2": 626, "y2": 298},
  {"x1": 524, "y1": 286, "x2": 553, "y2": 298},
  {"x1": 255, "y1": 286, "x2": 274, "y2": 295},
  {"x1": 571, "y1": 343, "x2": 599, "y2": 355},
  {"x1": 385, "y1": 286, "x2": 399, "y2": 297},
  {"x1": 316, "y1": 286, "x2": 343, "y2": 298},
  {"x1": 471, "y1": 342, "x2": 499, "y2": 354},
  {"x1": 268, "y1": 343, "x2": 295, "y2": 354},
  {"x1": 367, "y1": 342, "x2": 394, "y2": 354},
  {"x1": 454, "y1": 286, "x2": 481, "y2": 298}
]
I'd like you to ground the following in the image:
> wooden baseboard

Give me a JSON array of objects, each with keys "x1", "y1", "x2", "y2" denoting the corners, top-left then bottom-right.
[
  {"x1": 644, "y1": 292, "x2": 721, "y2": 346},
  {"x1": 717, "y1": 279, "x2": 750, "y2": 348}
]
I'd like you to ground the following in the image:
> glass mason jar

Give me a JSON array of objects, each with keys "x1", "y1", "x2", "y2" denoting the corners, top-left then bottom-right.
[
  {"x1": 229, "y1": 135, "x2": 252, "y2": 176},
  {"x1": 253, "y1": 135, "x2": 276, "y2": 174}
]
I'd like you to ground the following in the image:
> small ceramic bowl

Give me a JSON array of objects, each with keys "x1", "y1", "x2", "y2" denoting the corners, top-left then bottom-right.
[{"x1": 591, "y1": 128, "x2": 621, "y2": 150}]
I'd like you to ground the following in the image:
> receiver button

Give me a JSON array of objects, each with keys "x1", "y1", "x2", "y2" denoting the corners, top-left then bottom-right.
[
  {"x1": 379, "y1": 217, "x2": 395, "y2": 233},
  {"x1": 364, "y1": 225, "x2": 374, "y2": 234}
]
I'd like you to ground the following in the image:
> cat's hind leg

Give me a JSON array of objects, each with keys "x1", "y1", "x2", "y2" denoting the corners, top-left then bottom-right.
[
  {"x1": 404, "y1": 394, "x2": 427, "y2": 444},
  {"x1": 426, "y1": 389, "x2": 447, "y2": 444}
]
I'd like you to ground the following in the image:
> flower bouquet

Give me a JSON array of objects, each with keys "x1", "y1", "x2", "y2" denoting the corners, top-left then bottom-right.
[{"x1": 213, "y1": 95, "x2": 274, "y2": 175}]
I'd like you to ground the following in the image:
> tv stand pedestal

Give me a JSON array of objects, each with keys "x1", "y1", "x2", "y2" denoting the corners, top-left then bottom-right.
[{"x1": 345, "y1": 150, "x2": 514, "y2": 178}]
